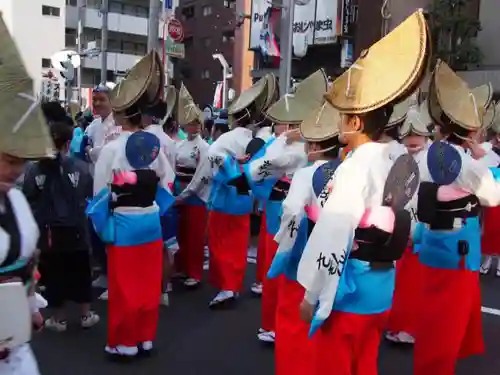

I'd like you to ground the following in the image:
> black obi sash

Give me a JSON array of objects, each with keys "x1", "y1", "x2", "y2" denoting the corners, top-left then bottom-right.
[
  {"x1": 110, "y1": 169, "x2": 159, "y2": 209},
  {"x1": 269, "y1": 179, "x2": 291, "y2": 201}
]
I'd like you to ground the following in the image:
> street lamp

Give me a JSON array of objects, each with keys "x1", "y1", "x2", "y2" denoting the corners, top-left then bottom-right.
[{"x1": 212, "y1": 53, "x2": 232, "y2": 108}]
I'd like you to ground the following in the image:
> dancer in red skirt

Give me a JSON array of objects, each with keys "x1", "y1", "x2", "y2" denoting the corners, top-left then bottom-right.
[
  {"x1": 386, "y1": 100, "x2": 432, "y2": 344},
  {"x1": 480, "y1": 116, "x2": 500, "y2": 276}
]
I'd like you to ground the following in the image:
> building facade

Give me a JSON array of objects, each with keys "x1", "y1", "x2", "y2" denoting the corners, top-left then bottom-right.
[
  {"x1": 173, "y1": 0, "x2": 239, "y2": 106},
  {"x1": 0, "y1": 0, "x2": 66, "y2": 95}
]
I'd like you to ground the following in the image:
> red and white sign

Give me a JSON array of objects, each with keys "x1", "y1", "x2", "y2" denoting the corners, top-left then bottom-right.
[{"x1": 167, "y1": 18, "x2": 184, "y2": 43}]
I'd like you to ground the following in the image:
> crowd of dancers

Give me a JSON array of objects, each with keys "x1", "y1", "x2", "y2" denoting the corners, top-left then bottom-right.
[{"x1": 2, "y1": 8, "x2": 500, "y2": 375}]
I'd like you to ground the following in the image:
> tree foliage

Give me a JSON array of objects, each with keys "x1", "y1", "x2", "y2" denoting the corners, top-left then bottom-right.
[{"x1": 427, "y1": 0, "x2": 483, "y2": 70}]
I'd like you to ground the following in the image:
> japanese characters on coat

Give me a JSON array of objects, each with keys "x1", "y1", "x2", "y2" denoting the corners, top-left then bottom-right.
[
  {"x1": 297, "y1": 143, "x2": 394, "y2": 326},
  {"x1": 176, "y1": 127, "x2": 254, "y2": 202},
  {"x1": 246, "y1": 134, "x2": 308, "y2": 183},
  {"x1": 175, "y1": 135, "x2": 210, "y2": 170}
]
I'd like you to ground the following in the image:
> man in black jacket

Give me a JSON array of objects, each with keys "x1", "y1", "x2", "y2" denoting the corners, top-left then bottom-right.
[{"x1": 23, "y1": 121, "x2": 99, "y2": 332}]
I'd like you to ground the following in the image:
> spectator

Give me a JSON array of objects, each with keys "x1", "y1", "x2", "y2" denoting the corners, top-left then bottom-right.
[{"x1": 23, "y1": 122, "x2": 99, "y2": 332}]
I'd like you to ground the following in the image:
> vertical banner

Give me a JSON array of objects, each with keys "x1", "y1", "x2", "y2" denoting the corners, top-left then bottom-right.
[
  {"x1": 249, "y1": 0, "x2": 339, "y2": 50},
  {"x1": 340, "y1": 0, "x2": 355, "y2": 37}
]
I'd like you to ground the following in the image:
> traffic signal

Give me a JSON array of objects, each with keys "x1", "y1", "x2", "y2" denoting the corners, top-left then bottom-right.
[
  {"x1": 59, "y1": 58, "x2": 75, "y2": 81},
  {"x1": 53, "y1": 82, "x2": 61, "y2": 101}
]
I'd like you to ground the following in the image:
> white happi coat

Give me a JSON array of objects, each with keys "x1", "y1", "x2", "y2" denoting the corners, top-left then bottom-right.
[
  {"x1": 0, "y1": 189, "x2": 41, "y2": 375},
  {"x1": 246, "y1": 134, "x2": 308, "y2": 183},
  {"x1": 85, "y1": 114, "x2": 120, "y2": 164},
  {"x1": 177, "y1": 127, "x2": 253, "y2": 202},
  {"x1": 175, "y1": 135, "x2": 210, "y2": 171},
  {"x1": 297, "y1": 142, "x2": 394, "y2": 322},
  {"x1": 144, "y1": 124, "x2": 177, "y2": 171},
  {"x1": 274, "y1": 160, "x2": 328, "y2": 255},
  {"x1": 93, "y1": 131, "x2": 175, "y2": 196}
]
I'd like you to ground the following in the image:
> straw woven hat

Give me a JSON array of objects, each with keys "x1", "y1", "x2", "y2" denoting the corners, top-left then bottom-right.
[
  {"x1": 481, "y1": 101, "x2": 496, "y2": 131},
  {"x1": 0, "y1": 15, "x2": 54, "y2": 159},
  {"x1": 428, "y1": 60, "x2": 490, "y2": 131},
  {"x1": 386, "y1": 97, "x2": 411, "y2": 129},
  {"x1": 325, "y1": 10, "x2": 430, "y2": 114},
  {"x1": 164, "y1": 85, "x2": 177, "y2": 120},
  {"x1": 491, "y1": 102, "x2": 500, "y2": 133},
  {"x1": 299, "y1": 100, "x2": 341, "y2": 142},
  {"x1": 266, "y1": 69, "x2": 328, "y2": 124},
  {"x1": 471, "y1": 83, "x2": 493, "y2": 113},
  {"x1": 399, "y1": 100, "x2": 433, "y2": 137},
  {"x1": 177, "y1": 83, "x2": 203, "y2": 126},
  {"x1": 228, "y1": 76, "x2": 269, "y2": 117},
  {"x1": 263, "y1": 73, "x2": 279, "y2": 111},
  {"x1": 109, "y1": 50, "x2": 164, "y2": 112}
]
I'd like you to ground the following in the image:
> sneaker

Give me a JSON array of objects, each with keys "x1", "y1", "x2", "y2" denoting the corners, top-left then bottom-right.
[
  {"x1": 257, "y1": 330, "x2": 275, "y2": 343},
  {"x1": 251, "y1": 282, "x2": 263, "y2": 295},
  {"x1": 184, "y1": 278, "x2": 200, "y2": 288},
  {"x1": 92, "y1": 275, "x2": 108, "y2": 288},
  {"x1": 81, "y1": 311, "x2": 100, "y2": 328},
  {"x1": 105, "y1": 345, "x2": 138, "y2": 357},
  {"x1": 385, "y1": 331, "x2": 415, "y2": 344},
  {"x1": 45, "y1": 317, "x2": 67, "y2": 332},
  {"x1": 209, "y1": 290, "x2": 238, "y2": 308},
  {"x1": 98, "y1": 290, "x2": 108, "y2": 300},
  {"x1": 480, "y1": 257, "x2": 492, "y2": 275},
  {"x1": 160, "y1": 293, "x2": 169, "y2": 306}
]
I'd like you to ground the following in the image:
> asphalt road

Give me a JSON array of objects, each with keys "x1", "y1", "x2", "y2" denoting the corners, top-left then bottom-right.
[{"x1": 31, "y1": 258, "x2": 500, "y2": 375}]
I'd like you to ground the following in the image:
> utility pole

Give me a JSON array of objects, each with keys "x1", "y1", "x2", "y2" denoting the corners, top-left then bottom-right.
[
  {"x1": 100, "y1": 0, "x2": 109, "y2": 84},
  {"x1": 148, "y1": 0, "x2": 162, "y2": 51},
  {"x1": 76, "y1": 0, "x2": 85, "y2": 107},
  {"x1": 278, "y1": 0, "x2": 294, "y2": 95}
]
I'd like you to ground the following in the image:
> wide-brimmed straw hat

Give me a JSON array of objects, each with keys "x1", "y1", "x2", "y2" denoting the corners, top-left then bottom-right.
[
  {"x1": 299, "y1": 100, "x2": 341, "y2": 142},
  {"x1": 491, "y1": 102, "x2": 500, "y2": 133},
  {"x1": 0, "y1": 15, "x2": 54, "y2": 159},
  {"x1": 266, "y1": 69, "x2": 328, "y2": 125},
  {"x1": 428, "y1": 60, "x2": 491, "y2": 131},
  {"x1": 325, "y1": 10, "x2": 430, "y2": 115},
  {"x1": 386, "y1": 98, "x2": 412, "y2": 129},
  {"x1": 109, "y1": 50, "x2": 165, "y2": 113},
  {"x1": 228, "y1": 75, "x2": 270, "y2": 121},
  {"x1": 177, "y1": 83, "x2": 203, "y2": 126},
  {"x1": 399, "y1": 100, "x2": 433, "y2": 137},
  {"x1": 263, "y1": 73, "x2": 279, "y2": 111},
  {"x1": 164, "y1": 85, "x2": 177, "y2": 120},
  {"x1": 481, "y1": 100, "x2": 496, "y2": 131}
]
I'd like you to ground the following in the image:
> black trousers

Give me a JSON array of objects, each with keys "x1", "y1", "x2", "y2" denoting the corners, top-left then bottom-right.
[
  {"x1": 89, "y1": 219, "x2": 107, "y2": 275},
  {"x1": 42, "y1": 250, "x2": 93, "y2": 308}
]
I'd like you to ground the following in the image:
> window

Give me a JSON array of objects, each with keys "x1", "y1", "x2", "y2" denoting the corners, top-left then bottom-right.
[
  {"x1": 41, "y1": 58, "x2": 52, "y2": 68},
  {"x1": 224, "y1": 0, "x2": 236, "y2": 9},
  {"x1": 122, "y1": 41, "x2": 135, "y2": 54},
  {"x1": 201, "y1": 70, "x2": 210, "y2": 79},
  {"x1": 202, "y1": 6, "x2": 212, "y2": 16},
  {"x1": 222, "y1": 30, "x2": 235, "y2": 43},
  {"x1": 42, "y1": 5, "x2": 60, "y2": 17},
  {"x1": 65, "y1": 0, "x2": 77, "y2": 6},
  {"x1": 182, "y1": 6, "x2": 195, "y2": 20},
  {"x1": 202, "y1": 37, "x2": 211, "y2": 47}
]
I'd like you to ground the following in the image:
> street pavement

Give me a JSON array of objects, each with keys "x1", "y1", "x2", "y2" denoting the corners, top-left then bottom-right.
[{"x1": 32, "y1": 259, "x2": 500, "y2": 375}]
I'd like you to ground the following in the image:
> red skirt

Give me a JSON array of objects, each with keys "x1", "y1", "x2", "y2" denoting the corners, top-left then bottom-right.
[
  {"x1": 256, "y1": 211, "x2": 268, "y2": 283},
  {"x1": 275, "y1": 277, "x2": 315, "y2": 375},
  {"x1": 481, "y1": 206, "x2": 500, "y2": 255},
  {"x1": 261, "y1": 233, "x2": 279, "y2": 331},
  {"x1": 177, "y1": 204, "x2": 208, "y2": 281},
  {"x1": 314, "y1": 310, "x2": 389, "y2": 375},
  {"x1": 107, "y1": 240, "x2": 163, "y2": 347},
  {"x1": 208, "y1": 211, "x2": 250, "y2": 292},
  {"x1": 414, "y1": 265, "x2": 483, "y2": 375},
  {"x1": 386, "y1": 248, "x2": 422, "y2": 335}
]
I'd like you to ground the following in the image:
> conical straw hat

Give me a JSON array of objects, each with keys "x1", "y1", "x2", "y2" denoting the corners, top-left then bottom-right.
[
  {"x1": 266, "y1": 69, "x2": 328, "y2": 124},
  {"x1": 471, "y1": 83, "x2": 493, "y2": 114},
  {"x1": 386, "y1": 97, "x2": 411, "y2": 129},
  {"x1": 491, "y1": 102, "x2": 500, "y2": 133},
  {"x1": 164, "y1": 85, "x2": 177, "y2": 120},
  {"x1": 228, "y1": 76, "x2": 269, "y2": 117},
  {"x1": 481, "y1": 101, "x2": 496, "y2": 131},
  {"x1": 109, "y1": 50, "x2": 164, "y2": 112},
  {"x1": 263, "y1": 73, "x2": 279, "y2": 111},
  {"x1": 0, "y1": 15, "x2": 54, "y2": 159},
  {"x1": 177, "y1": 83, "x2": 203, "y2": 126},
  {"x1": 428, "y1": 60, "x2": 488, "y2": 131},
  {"x1": 325, "y1": 10, "x2": 430, "y2": 114},
  {"x1": 300, "y1": 100, "x2": 341, "y2": 141},
  {"x1": 399, "y1": 100, "x2": 433, "y2": 137}
]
